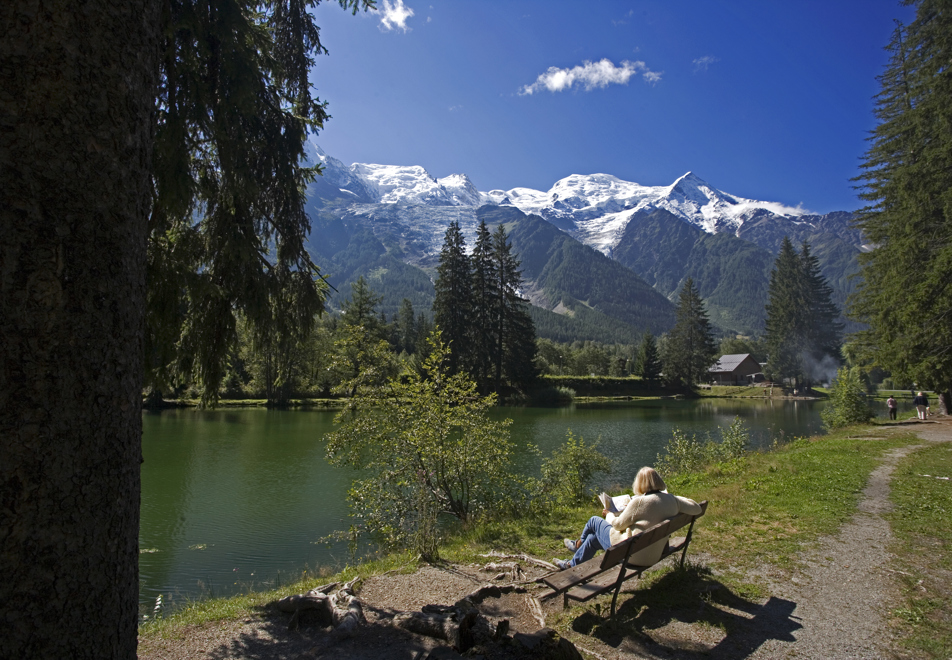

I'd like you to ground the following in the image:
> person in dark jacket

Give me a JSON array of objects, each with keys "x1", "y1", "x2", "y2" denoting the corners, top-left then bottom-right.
[{"x1": 913, "y1": 391, "x2": 929, "y2": 420}]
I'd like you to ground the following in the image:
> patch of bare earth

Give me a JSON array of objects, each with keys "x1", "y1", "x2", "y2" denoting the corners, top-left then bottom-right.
[{"x1": 139, "y1": 418, "x2": 952, "y2": 660}]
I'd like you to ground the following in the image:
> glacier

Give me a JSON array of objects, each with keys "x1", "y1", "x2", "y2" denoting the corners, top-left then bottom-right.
[{"x1": 308, "y1": 140, "x2": 844, "y2": 259}]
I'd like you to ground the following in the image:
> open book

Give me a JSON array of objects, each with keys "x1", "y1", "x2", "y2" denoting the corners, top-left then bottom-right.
[{"x1": 598, "y1": 492, "x2": 631, "y2": 514}]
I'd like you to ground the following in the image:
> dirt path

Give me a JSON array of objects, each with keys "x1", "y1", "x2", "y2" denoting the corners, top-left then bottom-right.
[
  {"x1": 744, "y1": 428, "x2": 927, "y2": 658},
  {"x1": 138, "y1": 419, "x2": 952, "y2": 660},
  {"x1": 755, "y1": 419, "x2": 952, "y2": 659},
  {"x1": 727, "y1": 419, "x2": 950, "y2": 660}
]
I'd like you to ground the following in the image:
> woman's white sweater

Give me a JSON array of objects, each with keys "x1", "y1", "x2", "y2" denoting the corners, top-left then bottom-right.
[{"x1": 605, "y1": 491, "x2": 702, "y2": 566}]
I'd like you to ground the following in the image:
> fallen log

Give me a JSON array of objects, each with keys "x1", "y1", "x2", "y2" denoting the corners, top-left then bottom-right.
[
  {"x1": 478, "y1": 561, "x2": 526, "y2": 582},
  {"x1": 479, "y1": 551, "x2": 558, "y2": 571}
]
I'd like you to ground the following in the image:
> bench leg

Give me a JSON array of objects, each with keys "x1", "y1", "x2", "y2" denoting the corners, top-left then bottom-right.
[
  {"x1": 610, "y1": 579, "x2": 622, "y2": 618},
  {"x1": 610, "y1": 565, "x2": 638, "y2": 618},
  {"x1": 679, "y1": 519, "x2": 698, "y2": 569}
]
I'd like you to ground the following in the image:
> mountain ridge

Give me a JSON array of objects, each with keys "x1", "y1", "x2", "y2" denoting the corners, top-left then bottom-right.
[{"x1": 306, "y1": 142, "x2": 863, "y2": 340}]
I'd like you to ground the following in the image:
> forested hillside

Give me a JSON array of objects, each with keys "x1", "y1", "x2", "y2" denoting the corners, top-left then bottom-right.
[
  {"x1": 305, "y1": 199, "x2": 674, "y2": 341},
  {"x1": 612, "y1": 208, "x2": 861, "y2": 335},
  {"x1": 303, "y1": 152, "x2": 864, "y2": 341}
]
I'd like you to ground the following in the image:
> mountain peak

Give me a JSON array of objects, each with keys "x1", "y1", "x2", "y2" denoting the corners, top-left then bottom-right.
[{"x1": 668, "y1": 171, "x2": 712, "y2": 194}]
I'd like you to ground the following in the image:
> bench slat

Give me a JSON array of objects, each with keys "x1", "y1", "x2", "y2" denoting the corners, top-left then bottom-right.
[
  {"x1": 540, "y1": 500, "x2": 708, "y2": 615},
  {"x1": 568, "y1": 537, "x2": 690, "y2": 602},
  {"x1": 541, "y1": 555, "x2": 609, "y2": 591},
  {"x1": 566, "y1": 566, "x2": 624, "y2": 601}
]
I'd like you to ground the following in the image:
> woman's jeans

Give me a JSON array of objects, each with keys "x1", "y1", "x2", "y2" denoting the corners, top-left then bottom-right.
[{"x1": 571, "y1": 516, "x2": 613, "y2": 567}]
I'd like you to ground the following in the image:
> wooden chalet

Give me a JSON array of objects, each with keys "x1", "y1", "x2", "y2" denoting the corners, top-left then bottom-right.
[{"x1": 709, "y1": 353, "x2": 763, "y2": 386}]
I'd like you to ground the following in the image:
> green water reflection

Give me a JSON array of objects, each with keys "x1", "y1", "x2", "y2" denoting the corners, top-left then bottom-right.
[{"x1": 140, "y1": 398, "x2": 828, "y2": 614}]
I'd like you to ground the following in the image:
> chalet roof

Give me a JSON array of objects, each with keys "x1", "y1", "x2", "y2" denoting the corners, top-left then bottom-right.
[{"x1": 709, "y1": 353, "x2": 754, "y2": 373}]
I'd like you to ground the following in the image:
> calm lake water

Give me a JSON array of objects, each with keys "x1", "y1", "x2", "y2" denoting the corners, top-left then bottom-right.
[{"x1": 139, "y1": 398, "x2": 830, "y2": 616}]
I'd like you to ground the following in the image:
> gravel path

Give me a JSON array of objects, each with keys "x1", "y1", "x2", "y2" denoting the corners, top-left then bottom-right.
[
  {"x1": 744, "y1": 444, "x2": 918, "y2": 658},
  {"x1": 138, "y1": 418, "x2": 952, "y2": 660},
  {"x1": 704, "y1": 418, "x2": 951, "y2": 660}
]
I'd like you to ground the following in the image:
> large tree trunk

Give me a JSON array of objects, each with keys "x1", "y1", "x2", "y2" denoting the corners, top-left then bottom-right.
[{"x1": 0, "y1": 2, "x2": 158, "y2": 657}]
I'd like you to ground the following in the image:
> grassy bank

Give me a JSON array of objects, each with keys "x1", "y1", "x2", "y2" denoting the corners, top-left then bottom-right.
[
  {"x1": 887, "y1": 441, "x2": 952, "y2": 657},
  {"x1": 141, "y1": 423, "x2": 939, "y2": 652},
  {"x1": 445, "y1": 425, "x2": 909, "y2": 575}
]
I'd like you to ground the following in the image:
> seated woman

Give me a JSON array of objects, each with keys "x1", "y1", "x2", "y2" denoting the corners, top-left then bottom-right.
[{"x1": 553, "y1": 466, "x2": 701, "y2": 570}]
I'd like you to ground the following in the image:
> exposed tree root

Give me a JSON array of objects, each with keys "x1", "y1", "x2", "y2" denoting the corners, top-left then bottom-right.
[{"x1": 276, "y1": 577, "x2": 364, "y2": 636}]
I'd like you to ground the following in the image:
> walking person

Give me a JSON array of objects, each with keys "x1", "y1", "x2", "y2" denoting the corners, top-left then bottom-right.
[
  {"x1": 913, "y1": 391, "x2": 929, "y2": 420},
  {"x1": 887, "y1": 395, "x2": 897, "y2": 420}
]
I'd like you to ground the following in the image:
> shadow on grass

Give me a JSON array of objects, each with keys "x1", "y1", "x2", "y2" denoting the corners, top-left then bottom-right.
[{"x1": 568, "y1": 564, "x2": 800, "y2": 659}]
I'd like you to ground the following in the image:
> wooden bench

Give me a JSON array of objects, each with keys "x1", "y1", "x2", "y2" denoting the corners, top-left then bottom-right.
[{"x1": 539, "y1": 500, "x2": 708, "y2": 617}]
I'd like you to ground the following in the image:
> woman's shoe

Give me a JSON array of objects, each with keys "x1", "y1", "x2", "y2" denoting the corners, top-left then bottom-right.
[
  {"x1": 563, "y1": 538, "x2": 579, "y2": 552},
  {"x1": 552, "y1": 558, "x2": 571, "y2": 570}
]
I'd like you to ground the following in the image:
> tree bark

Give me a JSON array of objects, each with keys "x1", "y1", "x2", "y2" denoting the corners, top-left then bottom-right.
[
  {"x1": 939, "y1": 391, "x2": 951, "y2": 416},
  {"x1": 0, "y1": 1, "x2": 158, "y2": 657}
]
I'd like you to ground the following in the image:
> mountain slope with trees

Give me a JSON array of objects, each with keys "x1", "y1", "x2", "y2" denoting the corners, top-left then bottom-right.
[
  {"x1": 305, "y1": 200, "x2": 677, "y2": 343},
  {"x1": 303, "y1": 144, "x2": 865, "y2": 342},
  {"x1": 612, "y1": 207, "x2": 859, "y2": 335}
]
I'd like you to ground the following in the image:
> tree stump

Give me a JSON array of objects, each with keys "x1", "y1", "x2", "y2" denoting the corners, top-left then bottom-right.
[{"x1": 276, "y1": 577, "x2": 364, "y2": 636}]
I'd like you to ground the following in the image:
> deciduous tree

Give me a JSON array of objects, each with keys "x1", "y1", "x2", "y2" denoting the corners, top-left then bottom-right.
[{"x1": 325, "y1": 332, "x2": 522, "y2": 558}]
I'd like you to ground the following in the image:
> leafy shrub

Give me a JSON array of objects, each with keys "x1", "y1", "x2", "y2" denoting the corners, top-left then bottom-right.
[
  {"x1": 656, "y1": 416, "x2": 750, "y2": 476},
  {"x1": 325, "y1": 331, "x2": 525, "y2": 560},
  {"x1": 529, "y1": 385, "x2": 576, "y2": 406},
  {"x1": 534, "y1": 431, "x2": 611, "y2": 507},
  {"x1": 821, "y1": 367, "x2": 873, "y2": 429}
]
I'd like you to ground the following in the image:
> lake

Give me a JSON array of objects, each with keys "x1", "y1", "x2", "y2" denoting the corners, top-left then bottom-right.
[{"x1": 139, "y1": 398, "x2": 830, "y2": 617}]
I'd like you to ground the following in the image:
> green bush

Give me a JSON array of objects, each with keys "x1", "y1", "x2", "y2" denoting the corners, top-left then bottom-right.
[
  {"x1": 535, "y1": 431, "x2": 611, "y2": 507},
  {"x1": 325, "y1": 332, "x2": 525, "y2": 560},
  {"x1": 821, "y1": 367, "x2": 873, "y2": 429},
  {"x1": 656, "y1": 416, "x2": 750, "y2": 476},
  {"x1": 529, "y1": 385, "x2": 575, "y2": 406}
]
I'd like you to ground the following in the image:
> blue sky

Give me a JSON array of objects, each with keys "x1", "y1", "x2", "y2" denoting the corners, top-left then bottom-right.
[{"x1": 309, "y1": 1, "x2": 915, "y2": 214}]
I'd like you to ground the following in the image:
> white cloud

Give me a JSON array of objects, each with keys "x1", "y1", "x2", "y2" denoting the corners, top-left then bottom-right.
[
  {"x1": 379, "y1": 0, "x2": 414, "y2": 32},
  {"x1": 519, "y1": 58, "x2": 661, "y2": 95},
  {"x1": 693, "y1": 55, "x2": 719, "y2": 73}
]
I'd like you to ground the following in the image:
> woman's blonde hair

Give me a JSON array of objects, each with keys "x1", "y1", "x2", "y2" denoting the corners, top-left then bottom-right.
[{"x1": 633, "y1": 466, "x2": 666, "y2": 495}]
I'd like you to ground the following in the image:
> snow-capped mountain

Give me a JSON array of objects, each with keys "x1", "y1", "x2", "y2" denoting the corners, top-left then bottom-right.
[
  {"x1": 313, "y1": 143, "x2": 481, "y2": 207},
  {"x1": 308, "y1": 141, "x2": 853, "y2": 260},
  {"x1": 305, "y1": 142, "x2": 862, "y2": 338}
]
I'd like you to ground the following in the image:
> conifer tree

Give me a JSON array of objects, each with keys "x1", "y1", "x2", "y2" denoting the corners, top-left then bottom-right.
[
  {"x1": 852, "y1": 4, "x2": 952, "y2": 412},
  {"x1": 764, "y1": 238, "x2": 842, "y2": 387},
  {"x1": 396, "y1": 298, "x2": 418, "y2": 354},
  {"x1": 636, "y1": 331, "x2": 662, "y2": 382},
  {"x1": 492, "y1": 224, "x2": 538, "y2": 392},
  {"x1": 146, "y1": 1, "x2": 378, "y2": 404},
  {"x1": 340, "y1": 275, "x2": 384, "y2": 337},
  {"x1": 662, "y1": 278, "x2": 717, "y2": 388},
  {"x1": 0, "y1": 0, "x2": 373, "y2": 655},
  {"x1": 800, "y1": 242, "x2": 843, "y2": 364},
  {"x1": 337, "y1": 276, "x2": 388, "y2": 394},
  {"x1": 469, "y1": 220, "x2": 497, "y2": 389},
  {"x1": 765, "y1": 237, "x2": 807, "y2": 384},
  {"x1": 433, "y1": 221, "x2": 473, "y2": 375}
]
